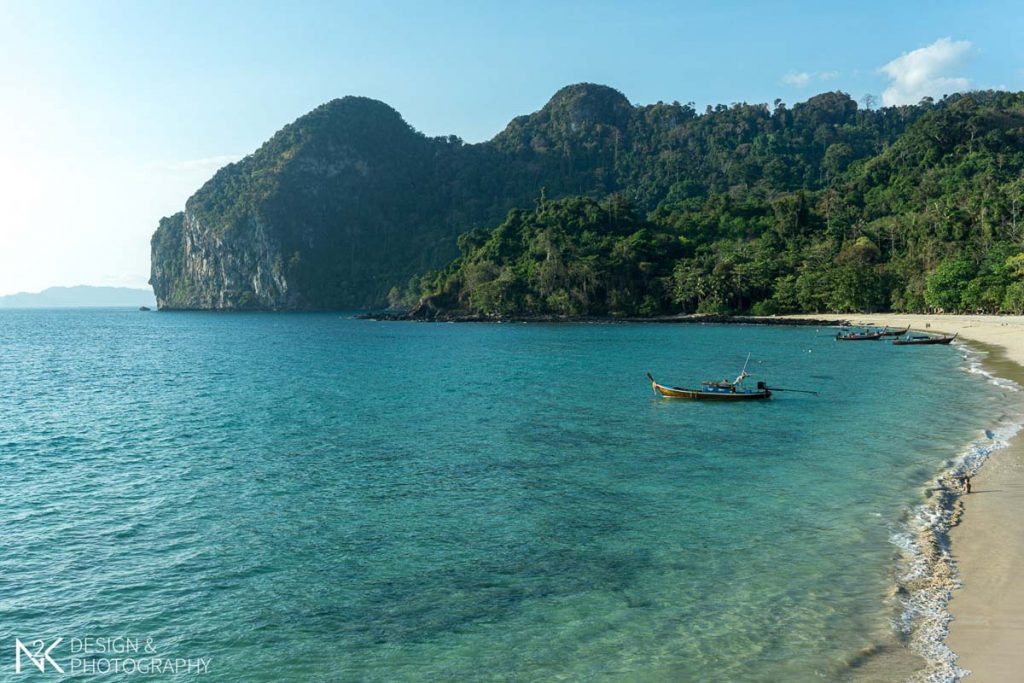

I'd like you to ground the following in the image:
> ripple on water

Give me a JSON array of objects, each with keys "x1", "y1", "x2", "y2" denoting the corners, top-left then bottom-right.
[{"x1": 1, "y1": 310, "x2": 1019, "y2": 682}]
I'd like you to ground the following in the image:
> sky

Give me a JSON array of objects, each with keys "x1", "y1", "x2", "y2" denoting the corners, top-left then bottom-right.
[{"x1": 1, "y1": 0, "x2": 1022, "y2": 296}]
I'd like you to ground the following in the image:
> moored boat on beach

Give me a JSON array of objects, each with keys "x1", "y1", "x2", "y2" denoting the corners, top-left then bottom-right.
[
  {"x1": 836, "y1": 329, "x2": 884, "y2": 341},
  {"x1": 892, "y1": 332, "x2": 958, "y2": 346}
]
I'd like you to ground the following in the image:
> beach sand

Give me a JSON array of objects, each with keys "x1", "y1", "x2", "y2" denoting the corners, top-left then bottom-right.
[{"x1": 788, "y1": 314, "x2": 1024, "y2": 681}]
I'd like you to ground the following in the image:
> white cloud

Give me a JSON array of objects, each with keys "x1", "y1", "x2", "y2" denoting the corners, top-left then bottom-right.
[
  {"x1": 781, "y1": 71, "x2": 841, "y2": 88},
  {"x1": 880, "y1": 37, "x2": 973, "y2": 106},
  {"x1": 782, "y1": 72, "x2": 811, "y2": 87}
]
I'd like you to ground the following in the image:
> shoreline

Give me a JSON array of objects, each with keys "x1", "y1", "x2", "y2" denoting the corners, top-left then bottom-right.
[
  {"x1": 786, "y1": 314, "x2": 1024, "y2": 682},
  {"x1": 358, "y1": 311, "x2": 846, "y2": 325},
  {"x1": 945, "y1": 346, "x2": 1024, "y2": 681}
]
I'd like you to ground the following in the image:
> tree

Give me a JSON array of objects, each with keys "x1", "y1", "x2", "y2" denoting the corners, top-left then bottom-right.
[
  {"x1": 924, "y1": 258, "x2": 976, "y2": 312},
  {"x1": 1003, "y1": 282, "x2": 1024, "y2": 314}
]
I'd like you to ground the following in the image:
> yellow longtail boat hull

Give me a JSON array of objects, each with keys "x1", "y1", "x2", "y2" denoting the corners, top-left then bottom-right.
[{"x1": 646, "y1": 373, "x2": 772, "y2": 401}]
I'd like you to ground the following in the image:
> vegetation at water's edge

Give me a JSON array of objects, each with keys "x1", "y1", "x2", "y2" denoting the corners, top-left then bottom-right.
[{"x1": 398, "y1": 92, "x2": 1024, "y2": 318}]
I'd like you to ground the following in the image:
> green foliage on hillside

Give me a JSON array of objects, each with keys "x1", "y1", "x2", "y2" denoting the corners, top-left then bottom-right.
[
  {"x1": 410, "y1": 91, "x2": 1024, "y2": 317},
  {"x1": 406, "y1": 195, "x2": 685, "y2": 317},
  {"x1": 151, "y1": 84, "x2": 1024, "y2": 312}
]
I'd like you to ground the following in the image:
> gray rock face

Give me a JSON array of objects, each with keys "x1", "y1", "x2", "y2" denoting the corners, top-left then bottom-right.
[{"x1": 151, "y1": 211, "x2": 294, "y2": 310}]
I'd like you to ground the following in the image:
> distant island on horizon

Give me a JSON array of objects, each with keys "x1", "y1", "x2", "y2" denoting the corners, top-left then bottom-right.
[
  {"x1": 0, "y1": 285, "x2": 157, "y2": 309},
  {"x1": 150, "y1": 83, "x2": 1024, "y2": 317}
]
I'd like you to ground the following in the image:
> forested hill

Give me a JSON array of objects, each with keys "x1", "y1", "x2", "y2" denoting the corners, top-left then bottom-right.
[{"x1": 150, "y1": 84, "x2": 1024, "y2": 313}]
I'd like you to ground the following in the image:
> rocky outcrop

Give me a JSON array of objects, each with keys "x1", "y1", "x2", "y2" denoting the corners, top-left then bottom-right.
[{"x1": 150, "y1": 211, "x2": 293, "y2": 310}]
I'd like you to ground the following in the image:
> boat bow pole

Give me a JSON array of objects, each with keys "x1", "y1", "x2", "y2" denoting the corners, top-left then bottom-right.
[{"x1": 764, "y1": 386, "x2": 819, "y2": 395}]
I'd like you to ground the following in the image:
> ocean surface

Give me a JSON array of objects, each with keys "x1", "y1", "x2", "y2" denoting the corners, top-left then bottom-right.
[{"x1": 1, "y1": 310, "x2": 1021, "y2": 682}]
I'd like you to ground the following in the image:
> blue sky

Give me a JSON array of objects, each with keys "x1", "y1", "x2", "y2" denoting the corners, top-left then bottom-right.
[{"x1": 1, "y1": 0, "x2": 1022, "y2": 295}]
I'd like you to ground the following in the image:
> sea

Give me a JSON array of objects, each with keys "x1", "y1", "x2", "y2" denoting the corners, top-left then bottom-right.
[{"x1": 1, "y1": 310, "x2": 1021, "y2": 682}]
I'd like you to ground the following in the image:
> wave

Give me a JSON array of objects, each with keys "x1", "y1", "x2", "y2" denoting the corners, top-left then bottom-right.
[
  {"x1": 960, "y1": 345, "x2": 1022, "y2": 393},
  {"x1": 889, "y1": 343, "x2": 1024, "y2": 682}
]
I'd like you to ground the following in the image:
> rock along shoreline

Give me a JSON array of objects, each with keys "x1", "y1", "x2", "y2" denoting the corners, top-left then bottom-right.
[{"x1": 357, "y1": 311, "x2": 849, "y2": 327}]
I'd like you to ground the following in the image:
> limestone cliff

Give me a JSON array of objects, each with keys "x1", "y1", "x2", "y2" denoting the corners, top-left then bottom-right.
[{"x1": 150, "y1": 211, "x2": 292, "y2": 309}]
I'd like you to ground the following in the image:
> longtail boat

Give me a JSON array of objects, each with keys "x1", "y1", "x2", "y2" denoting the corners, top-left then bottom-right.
[
  {"x1": 836, "y1": 330, "x2": 884, "y2": 341},
  {"x1": 892, "y1": 332, "x2": 957, "y2": 346},
  {"x1": 646, "y1": 355, "x2": 772, "y2": 401},
  {"x1": 646, "y1": 375, "x2": 772, "y2": 400},
  {"x1": 879, "y1": 326, "x2": 910, "y2": 337}
]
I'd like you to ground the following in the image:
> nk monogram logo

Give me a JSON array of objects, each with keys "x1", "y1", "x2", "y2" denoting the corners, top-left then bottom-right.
[{"x1": 14, "y1": 639, "x2": 64, "y2": 674}]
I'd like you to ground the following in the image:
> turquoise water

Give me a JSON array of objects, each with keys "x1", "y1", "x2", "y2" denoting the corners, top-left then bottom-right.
[{"x1": 0, "y1": 311, "x2": 1013, "y2": 681}]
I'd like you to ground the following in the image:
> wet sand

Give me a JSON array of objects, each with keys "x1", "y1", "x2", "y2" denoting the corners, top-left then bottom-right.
[
  {"x1": 944, "y1": 349, "x2": 1024, "y2": 682},
  {"x1": 788, "y1": 314, "x2": 1024, "y2": 681}
]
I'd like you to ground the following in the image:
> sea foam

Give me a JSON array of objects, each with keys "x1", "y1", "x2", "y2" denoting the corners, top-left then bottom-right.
[{"x1": 890, "y1": 343, "x2": 1024, "y2": 682}]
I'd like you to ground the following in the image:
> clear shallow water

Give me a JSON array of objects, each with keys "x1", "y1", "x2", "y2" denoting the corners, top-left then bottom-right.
[{"x1": 0, "y1": 311, "x2": 1016, "y2": 681}]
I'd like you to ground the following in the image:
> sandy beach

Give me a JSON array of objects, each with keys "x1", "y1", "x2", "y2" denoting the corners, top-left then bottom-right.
[{"x1": 790, "y1": 314, "x2": 1024, "y2": 681}]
